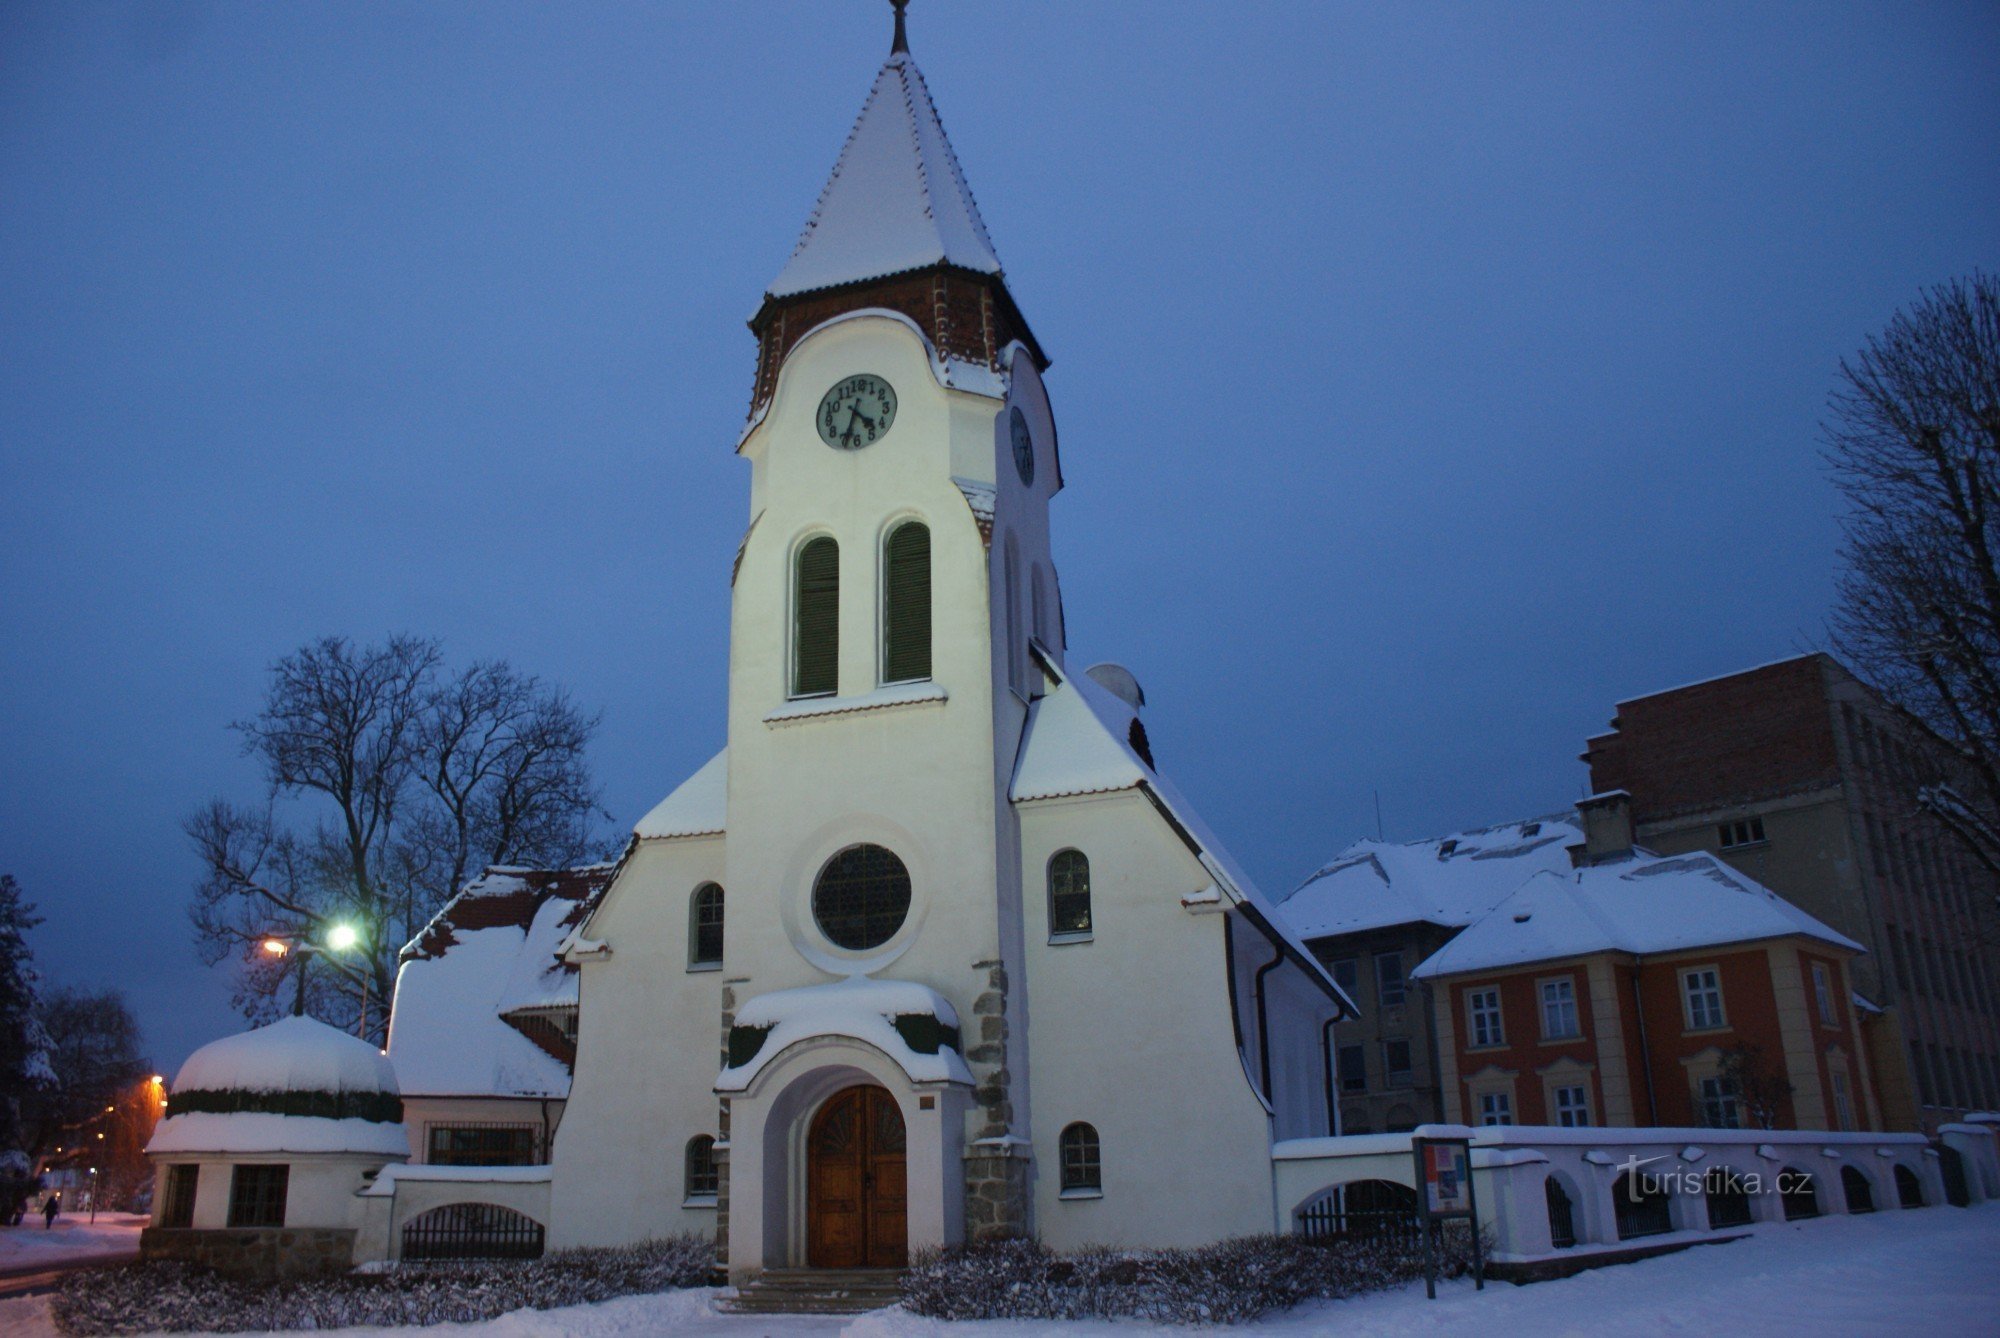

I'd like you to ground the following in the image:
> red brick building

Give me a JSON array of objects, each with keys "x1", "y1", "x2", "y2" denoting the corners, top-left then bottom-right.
[
  {"x1": 1583, "y1": 653, "x2": 2000, "y2": 1130},
  {"x1": 1415, "y1": 796, "x2": 1882, "y2": 1132}
]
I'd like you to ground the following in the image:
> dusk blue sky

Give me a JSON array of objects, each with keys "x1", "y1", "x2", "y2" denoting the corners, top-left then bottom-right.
[{"x1": 3, "y1": 2, "x2": 1995, "y2": 1071}]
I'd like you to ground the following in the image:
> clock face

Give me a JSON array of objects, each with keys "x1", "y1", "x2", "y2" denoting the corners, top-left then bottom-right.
[
  {"x1": 1010, "y1": 406, "x2": 1034, "y2": 485},
  {"x1": 817, "y1": 374, "x2": 897, "y2": 450}
]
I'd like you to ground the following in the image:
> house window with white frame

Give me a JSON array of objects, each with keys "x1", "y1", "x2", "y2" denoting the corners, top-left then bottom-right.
[
  {"x1": 1698, "y1": 1074, "x2": 1742, "y2": 1128},
  {"x1": 1468, "y1": 987, "x2": 1504, "y2": 1048},
  {"x1": 1384, "y1": 1038, "x2": 1413, "y2": 1088},
  {"x1": 1540, "y1": 977, "x2": 1580, "y2": 1039},
  {"x1": 1812, "y1": 961, "x2": 1837, "y2": 1026},
  {"x1": 1376, "y1": 952, "x2": 1406, "y2": 1009},
  {"x1": 1683, "y1": 967, "x2": 1726, "y2": 1030},
  {"x1": 1478, "y1": 1090, "x2": 1512, "y2": 1126},
  {"x1": 1554, "y1": 1084, "x2": 1591, "y2": 1127}
]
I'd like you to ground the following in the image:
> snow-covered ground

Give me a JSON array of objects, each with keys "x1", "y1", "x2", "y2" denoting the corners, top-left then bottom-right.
[
  {"x1": 1, "y1": 1203, "x2": 1994, "y2": 1336},
  {"x1": 0, "y1": 1213, "x2": 147, "y2": 1273}
]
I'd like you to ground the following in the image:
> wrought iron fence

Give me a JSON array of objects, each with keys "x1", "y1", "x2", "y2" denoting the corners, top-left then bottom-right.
[
  {"x1": 1296, "y1": 1180, "x2": 1420, "y2": 1243},
  {"x1": 401, "y1": 1203, "x2": 546, "y2": 1261}
]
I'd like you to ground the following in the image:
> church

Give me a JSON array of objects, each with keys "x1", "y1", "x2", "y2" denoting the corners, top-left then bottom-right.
[
  {"x1": 140, "y1": 5, "x2": 1355, "y2": 1285},
  {"x1": 541, "y1": 6, "x2": 1352, "y2": 1280}
]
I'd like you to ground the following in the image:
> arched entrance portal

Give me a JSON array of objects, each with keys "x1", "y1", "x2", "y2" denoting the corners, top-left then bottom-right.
[{"x1": 807, "y1": 1084, "x2": 908, "y2": 1268}]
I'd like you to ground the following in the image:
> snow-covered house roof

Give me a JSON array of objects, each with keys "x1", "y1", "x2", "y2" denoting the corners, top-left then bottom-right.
[
  {"x1": 1412, "y1": 850, "x2": 1865, "y2": 979},
  {"x1": 148, "y1": 1016, "x2": 409, "y2": 1158},
  {"x1": 1275, "y1": 816, "x2": 1584, "y2": 941},
  {"x1": 1010, "y1": 651, "x2": 1358, "y2": 1017},
  {"x1": 634, "y1": 748, "x2": 727, "y2": 840},
  {"x1": 386, "y1": 864, "x2": 615, "y2": 1100},
  {"x1": 767, "y1": 48, "x2": 1003, "y2": 300}
]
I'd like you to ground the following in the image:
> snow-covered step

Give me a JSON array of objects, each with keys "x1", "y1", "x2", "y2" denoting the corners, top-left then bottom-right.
[{"x1": 715, "y1": 1267, "x2": 905, "y2": 1315}]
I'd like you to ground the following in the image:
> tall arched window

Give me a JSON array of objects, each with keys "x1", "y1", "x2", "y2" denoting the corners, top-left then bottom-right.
[
  {"x1": 684, "y1": 1135, "x2": 718, "y2": 1202},
  {"x1": 793, "y1": 536, "x2": 839, "y2": 698},
  {"x1": 882, "y1": 521, "x2": 932, "y2": 684},
  {"x1": 1031, "y1": 564, "x2": 1048, "y2": 645},
  {"x1": 1059, "y1": 1122, "x2": 1101, "y2": 1195},
  {"x1": 689, "y1": 883, "x2": 724, "y2": 968},
  {"x1": 1048, "y1": 849, "x2": 1092, "y2": 939}
]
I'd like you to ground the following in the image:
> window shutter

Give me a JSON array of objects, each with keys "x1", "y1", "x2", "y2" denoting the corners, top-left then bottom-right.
[
  {"x1": 883, "y1": 522, "x2": 932, "y2": 683},
  {"x1": 793, "y1": 537, "x2": 840, "y2": 697}
]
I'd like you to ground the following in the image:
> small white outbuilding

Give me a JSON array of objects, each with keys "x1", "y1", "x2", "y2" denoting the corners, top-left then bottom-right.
[{"x1": 144, "y1": 1015, "x2": 408, "y2": 1277}]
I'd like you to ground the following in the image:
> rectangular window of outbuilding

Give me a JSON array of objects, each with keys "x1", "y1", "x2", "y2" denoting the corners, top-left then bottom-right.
[
  {"x1": 1539, "y1": 977, "x2": 1580, "y2": 1039},
  {"x1": 1375, "y1": 953, "x2": 1406, "y2": 1009},
  {"x1": 227, "y1": 1164, "x2": 288, "y2": 1229},
  {"x1": 428, "y1": 1124, "x2": 538, "y2": 1166},
  {"x1": 1467, "y1": 988, "x2": 1504, "y2": 1048},
  {"x1": 1327, "y1": 958, "x2": 1359, "y2": 996},
  {"x1": 161, "y1": 1165, "x2": 198, "y2": 1229},
  {"x1": 1683, "y1": 967, "x2": 1726, "y2": 1030}
]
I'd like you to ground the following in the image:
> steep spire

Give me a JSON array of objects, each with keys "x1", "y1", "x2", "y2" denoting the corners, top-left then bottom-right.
[
  {"x1": 764, "y1": 22, "x2": 1003, "y2": 301},
  {"x1": 891, "y1": 0, "x2": 909, "y2": 55}
]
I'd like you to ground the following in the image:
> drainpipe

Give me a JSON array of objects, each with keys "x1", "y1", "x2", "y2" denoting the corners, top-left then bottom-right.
[
  {"x1": 1321, "y1": 1016, "x2": 1343, "y2": 1136},
  {"x1": 1254, "y1": 942, "x2": 1287, "y2": 1104},
  {"x1": 1631, "y1": 961, "x2": 1659, "y2": 1125}
]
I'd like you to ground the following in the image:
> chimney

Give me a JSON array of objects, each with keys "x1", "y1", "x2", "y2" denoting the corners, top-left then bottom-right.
[{"x1": 1572, "y1": 790, "x2": 1634, "y2": 866}]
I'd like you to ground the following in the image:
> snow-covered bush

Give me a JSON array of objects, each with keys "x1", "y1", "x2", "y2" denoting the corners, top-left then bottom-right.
[
  {"x1": 52, "y1": 1235, "x2": 713, "y2": 1336},
  {"x1": 901, "y1": 1228, "x2": 1481, "y2": 1325}
]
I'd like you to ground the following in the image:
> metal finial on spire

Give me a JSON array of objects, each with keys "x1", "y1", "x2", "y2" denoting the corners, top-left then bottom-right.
[{"x1": 890, "y1": 0, "x2": 909, "y2": 55}]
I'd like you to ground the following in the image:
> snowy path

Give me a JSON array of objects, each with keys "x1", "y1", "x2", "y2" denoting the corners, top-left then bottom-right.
[
  {"x1": 0, "y1": 1214, "x2": 147, "y2": 1274},
  {"x1": 0, "y1": 1203, "x2": 1993, "y2": 1336}
]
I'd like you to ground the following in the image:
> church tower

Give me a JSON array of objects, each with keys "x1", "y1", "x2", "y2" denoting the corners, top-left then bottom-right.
[{"x1": 549, "y1": 4, "x2": 1351, "y2": 1282}]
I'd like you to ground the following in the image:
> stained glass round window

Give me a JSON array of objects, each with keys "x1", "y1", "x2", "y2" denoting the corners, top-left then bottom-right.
[{"x1": 812, "y1": 844, "x2": 912, "y2": 951}]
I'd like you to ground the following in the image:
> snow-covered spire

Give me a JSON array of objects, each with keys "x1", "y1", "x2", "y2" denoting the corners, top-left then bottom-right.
[{"x1": 765, "y1": 17, "x2": 1003, "y2": 300}]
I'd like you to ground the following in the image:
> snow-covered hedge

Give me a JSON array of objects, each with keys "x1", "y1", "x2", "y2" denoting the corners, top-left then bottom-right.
[
  {"x1": 51, "y1": 1235, "x2": 714, "y2": 1336},
  {"x1": 901, "y1": 1229, "x2": 1482, "y2": 1325}
]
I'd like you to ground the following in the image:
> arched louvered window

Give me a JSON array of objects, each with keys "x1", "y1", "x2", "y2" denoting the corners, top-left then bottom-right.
[
  {"x1": 1048, "y1": 848, "x2": 1092, "y2": 939},
  {"x1": 882, "y1": 521, "x2": 932, "y2": 684},
  {"x1": 685, "y1": 1135, "x2": 718, "y2": 1202},
  {"x1": 1059, "y1": 1122, "x2": 1101, "y2": 1194},
  {"x1": 792, "y1": 536, "x2": 839, "y2": 698},
  {"x1": 689, "y1": 883, "x2": 724, "y2": 968}
]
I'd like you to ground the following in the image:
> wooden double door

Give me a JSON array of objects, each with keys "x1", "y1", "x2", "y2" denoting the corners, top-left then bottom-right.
[{"x1": 806, "y1": 1084, "x2": 907, "y2": 1268}]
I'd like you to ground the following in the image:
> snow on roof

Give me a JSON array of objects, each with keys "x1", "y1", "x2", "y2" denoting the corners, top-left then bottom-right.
[
  {"x1": 766, "y1": 50, "x2": 1003, "y2": 300},
  {"x1": 147, "y1": 1111, "x2": 411, "y2": 1159},
  {"x1": 171, "y1": 1016, "x2": 398, "y2": 1098},
  {"x1": 359, "y1": 1163, "x2": 551, "y2": 1197},
  {"x1": 387, "y1": 865, "x2": 613, "y2": 1099},
  {"x1": 634, "y1": 749, "x2": 726, "y2": 840},
  {"x1": 1413, "y1": 850, "x2": 1864, "y2": 979},
  {"x1": 1011, "y1": 657, "x2": 1356, "y2": 1014},
  {"x1": 1276, "y1": 816, "x2": 1584, "y2": 941},
  {"x1": 717, "y1": 977, "x2": 973, "y2": 1093}
]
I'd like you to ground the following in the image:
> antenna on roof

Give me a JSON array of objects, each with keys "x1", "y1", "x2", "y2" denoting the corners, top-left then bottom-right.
[{"x1": 890, "y1": 0, "x2": 910, "y2": 55}]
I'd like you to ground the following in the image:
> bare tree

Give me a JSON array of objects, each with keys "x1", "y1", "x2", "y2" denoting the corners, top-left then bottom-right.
[
  {"x1": 1827, "y1": 272, "x2": 2000, "y2": 881},
  {"x1": 1717, "y1": 1043, "x2": 1794, "y2": 1130},
  {"x1": 22, "y1": 988, "x2": 147, "y2": 1163},
  {"x1": 186, "y1": 637, "x2": 606, "y2": 1041}
]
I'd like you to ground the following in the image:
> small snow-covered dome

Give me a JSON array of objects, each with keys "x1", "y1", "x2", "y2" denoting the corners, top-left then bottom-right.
[
  {"x1": 172, "y1": 1015, "x2": 398, "y2": 1097},
  {"x1": 148, "y1": 1016, "x2": 408, "y2": 1159}
]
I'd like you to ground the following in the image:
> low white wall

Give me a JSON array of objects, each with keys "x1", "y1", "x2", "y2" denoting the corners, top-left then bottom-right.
[
  {"x1": 352, "y1": 1165, "x2": 554, "y2": 1264},
  {"x1": 1273, "y1": 1123, "x2": 1984, "y2": 1262}
]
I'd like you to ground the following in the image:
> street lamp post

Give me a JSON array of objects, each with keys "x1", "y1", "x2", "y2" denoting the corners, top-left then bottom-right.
[{"x1": 261, "y1": 922, "x2": 363, "y2": 1022}]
